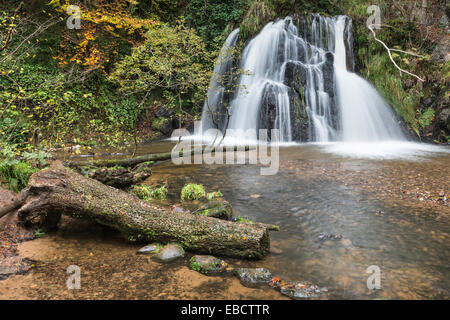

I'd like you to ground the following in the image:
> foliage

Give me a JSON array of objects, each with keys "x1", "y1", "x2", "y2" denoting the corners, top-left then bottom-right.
[
  {"x1": 110, "y1": 20, "x2": 214, "y2": 127},
  {"x1": 0, "y1": 142, "x2": 48, "y2": 192},
  {"x1": 152, "y1": 185, "x2": 169, "y2": 200},
  {"x1": 181, "y1": 183, "x2": 206, "y2": 201},
  {"x1": 185, "y1": 0, "x2": 245, "y2": 48},
  {"x1": 34, "y1": 229, "x2": 46, "y2": 238},
  {"x1": 418, "y1": 108, "x2": 435, "y2": 129}
]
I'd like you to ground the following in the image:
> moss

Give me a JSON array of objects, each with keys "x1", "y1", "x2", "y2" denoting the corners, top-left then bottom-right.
[
  {"x1": 236, "y1": 216, "x2": 254, "y2": 224},
  {"x1": 132, "y1": 184, "x2": 168, "y2": 201},
  {"x1": 181, "y1": 183, "x2": 206, "y2": 201},
  {"x1": 189, "y1": 256, "x2": 221, "y2": 274},
  {"x1": 418, "y1": 108, "x2": 435, "y2": 129},
  {"x1": 190, "y1": 259, "x2": 203, "y2": 272}
]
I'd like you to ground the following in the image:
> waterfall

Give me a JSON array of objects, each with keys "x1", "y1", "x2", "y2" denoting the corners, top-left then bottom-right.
[
  {"x1": 200, "y1": 15, "x2": 406, "y2": 143},
  {"x1": 333, "y1": 16, "x2": 405, "y2": 142},
  {"x1": 199, "y1": 28, "x2": 240, "y2": 134}
]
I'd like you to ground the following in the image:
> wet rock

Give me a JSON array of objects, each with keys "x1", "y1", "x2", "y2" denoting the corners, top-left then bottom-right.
[
  {"x1": 234, "y1": 268, "x2": 272, "y2": 285},
  {"x1": 137, "y1": 243, "x2": 161, "y2": 255},
  {"x1": 317, "y1": 233, "x2": 343, "y2": 242},
  {"x1": 258, "y1": 83, "x2": 278, "y2": 138},
  {"x1": 0, "y1": 257, "x2": 34, "y2": 280},
  {"x1": 288, "y1": 89, "x2": 309, "y2": 142},
  {"x1": 292, "y1": 209, "x2": 307, "y2": 216},
  {"x1": 152, "y1": 244, "x2": 185, "y2": 263},
  {"x1": 192, "y1": 199, "x2": 232, "y2": 220},
  {"x1": 323, "y1": 52, "x2": 335, "y2": 97},
  {"x1": 270, "y1": 277, "x2": 323, "y2": 299},
  {"x1": 189, "y1": 255, "x2": 227, "y2": 275}
]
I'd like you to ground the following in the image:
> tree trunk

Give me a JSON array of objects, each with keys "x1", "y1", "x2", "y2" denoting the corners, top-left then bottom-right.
[{"x1": 17, "y1": 162, "x2": 272, "y2": 259}]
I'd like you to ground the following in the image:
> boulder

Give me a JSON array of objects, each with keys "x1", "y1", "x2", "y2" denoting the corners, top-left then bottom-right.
[
  {"x1": 432, "y1": 37, "x2": 450, "y2": 63},
  {"x1": 189, "y1": 255, "x2": 227, "y2": 275},
  {"x1": 152, "y1": 244, "x2": 185, "y2": 263}
]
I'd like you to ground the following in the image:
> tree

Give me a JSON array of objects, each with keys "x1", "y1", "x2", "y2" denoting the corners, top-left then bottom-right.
[{"x1": 110, "y1": 20, "x2": 214, "y2": 135}]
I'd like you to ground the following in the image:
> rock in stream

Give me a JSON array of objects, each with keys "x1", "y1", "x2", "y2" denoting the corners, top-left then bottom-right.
[
  {"x1": 152, "y1": 244, "x2": 185, "y2": 263},
  {"x1": 234, "y1": 268, "x2": 272, "y2": 286},
  {"x1": 189, "y1": 255, "x2": 227, "y2": 275}
]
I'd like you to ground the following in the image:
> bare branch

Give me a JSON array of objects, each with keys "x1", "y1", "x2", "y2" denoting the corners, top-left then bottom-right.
[{"x1": 368, "y1": 24, "x2": 425, "y2": 82}]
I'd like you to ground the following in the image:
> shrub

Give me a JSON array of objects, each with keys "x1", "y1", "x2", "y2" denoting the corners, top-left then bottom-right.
[
  {"x1": 181, "y1": 183, "x2": 206, "y2": 201},
  {"x1": 152, "y1": 185, "x2": 168, "y2": 200},
  {"x1": 0, "y1": 160, "x2": 38, "y2": 192}
]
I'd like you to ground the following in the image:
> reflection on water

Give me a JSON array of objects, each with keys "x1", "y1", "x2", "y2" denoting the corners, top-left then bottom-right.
[{"x1": 40, "y1": 142, "x2": 450, "y2": 299}]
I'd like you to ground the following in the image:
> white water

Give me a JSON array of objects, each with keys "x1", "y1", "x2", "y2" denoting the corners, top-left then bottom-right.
[
  {"x1": 226, "y1": 19, "x2": 297, "y2": 142},
  {"x1": 333, "y1": 16, "x2": 406, "y2": 142}
]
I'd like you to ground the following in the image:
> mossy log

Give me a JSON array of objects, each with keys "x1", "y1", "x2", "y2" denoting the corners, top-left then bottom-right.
[
  {"x1": 17, "y1": 162, "x2": 272, "y2": 259},
  {"x1": 65, "y1": 146, "x2": 253, "y2": 168}
]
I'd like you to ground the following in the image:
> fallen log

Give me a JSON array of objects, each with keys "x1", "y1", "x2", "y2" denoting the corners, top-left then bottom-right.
[
  {"x1": 17, "y1": 162, "x2": 272, "y2": 259},
  {"x1": 65, "y1": 146, "x2": 253, "y2": 168},
  {"x1": 76, "y1": 162, "x2": 153, "y2": 189}
]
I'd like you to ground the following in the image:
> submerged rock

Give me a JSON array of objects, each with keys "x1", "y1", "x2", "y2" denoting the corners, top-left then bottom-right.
[
  {"x1": 152, "y1": 244, "x2": 185, "y2": 263},
  {"x1": 234, "y1": 268, "x2": 272, "y2": 285},
  {"x1": 270, "y1": 279, "x2": 323, "y2": 299},
  {"x1": 317, "y1": 233, "x2": 343, "y2": 242},
  {"x1": 137, "y1": 243, "x2": 161, "y2": 255},
  {"x1": 189, "y1": 255, "x2": 227, "y2": 275}
]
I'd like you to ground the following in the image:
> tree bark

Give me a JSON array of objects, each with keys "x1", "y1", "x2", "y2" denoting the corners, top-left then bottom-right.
[{"x1": 17, "y1": 162, "x2": 272, "y2": 259}]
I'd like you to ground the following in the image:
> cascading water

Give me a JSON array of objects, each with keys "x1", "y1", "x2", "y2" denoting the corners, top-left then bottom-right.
[
  {"x1": 333, "y1": 16, "x2": 405, "y2": 142},
  {"x1": 200, "y1": 14, "x2": 407, "y2": 144},
  {"x1": 199, "y1": 28, "x2": 240, "y2": 134}
]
